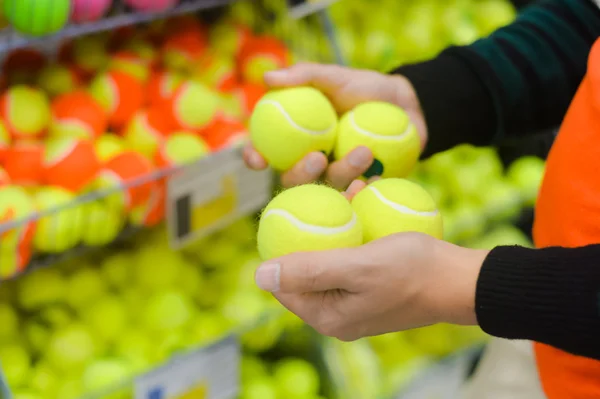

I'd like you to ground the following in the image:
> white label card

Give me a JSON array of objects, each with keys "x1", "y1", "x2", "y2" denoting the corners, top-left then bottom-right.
[
  {"x1": 167, "y1": 147, "x2": 273, "y2": 249},
  {"x1": 134, "y1": 336, "x2": 240, "y2": 399}
]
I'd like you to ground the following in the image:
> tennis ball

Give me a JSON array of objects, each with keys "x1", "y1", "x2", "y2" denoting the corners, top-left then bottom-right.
[
  {"x1": 238, "y1": 36, "x2": 290, "y2": 85},
  {"x1": 204, "y1": 119, "x2": 248, "y2": 151},
  {"x1": 89, "y1": 70, "x2": 145, "y2": 129},
  {"x1": 167, "y1": 80, "x2": 220, "y2": 132},
  {"x1": 33, "y1": 187, "x2": 84, "y2": 253},
  {"x1": 143, "y1": 291, "x2": 194, "y2": 332},
  {"x1": 37, "y1": 64, "x2": 80, "y2": 97},
  {"x1": 257, "y1": 184, "x2": 362, "y2": 260},
  {"x1": 72, "y1": 35, "x2": 110, "y2": 74},
  {"x1": 250, "y1": 87, "x2": 337, "y2": 171},
  {"x1": 71, "y1": 0, "x2": 112, "y2": 23},
  {"x1": 83, "y1": 295, "x2": 128, "y2": 343},
  {"x1": 3, "y1": 142, "x2": 44, "y2": 186},
  {"x1": 122, "y1": 107, "x2": 174, "y2": 159},
  {"x1": 0, "y1": 119, "x2": 10, "y2": 162},
  {"x1": 0, "y1": 302, "x2": 19, "y2": 342},
  {"x1": 17, "y1": 268, "x2": 66, "y2": 310},
  {"x1": 94, "y1": 151, "x2": 156, "y2": 210},
  {"x1": 351, "y1": 178, "x2": 443, "y2": 243},
  {"x1": 43, "y1": 137, "x2": 101, "y2": 192},
  {"x1": 3, "y1": 0, "x2": 70, "y2": 36},
  {"x1": 94, "y1": 134, "x2": 126, "y2": 162},
  {"x1": 155, "y1": 132, "x2": 210, "y2": 167},
  {"x1": 124, "y1": 0, "x2": 177, "y2": 12},
  {"x1": 81, "y1": 201, "x2": 124, "y2": 246},
  {"x1": 0, "y1": 186, "x2": 35, "y2": 277},
  {"x1": 50, "y1": 91, "x2": 107, "y2": 139},
  {"x1": 145, "y1": 70, "x2": 184, "y2": 108},
  {"x1": 335, "y1": 102, "x2": 420, "y2": 178},
  {"x1": 0, "y1": 343, "x2": 31, "y2": 387},
  {"x1": 65, "y1": 268, "x2": 107, "y2": 309},
  {"x1": 123, "y1": 37, "x2": 158, "y2": 64},
  {"x1": 109, "y1": 51, "x2": 151, "y2": 82},
  {"x1": 47, "y1": 323, "x2": 97, "y2": 373},
  {"x1": 0, "y1": 85, "x2": 51, "y2": 140},
  {"x1": 273, "y1": 358, "x2": 321, "y2": 398},
  {"x1": 194, "y1": 53, "x2": 237, "y2": 91},
  {"x1": 210, "y1": 19, "x2": 252, "y2": 57}
]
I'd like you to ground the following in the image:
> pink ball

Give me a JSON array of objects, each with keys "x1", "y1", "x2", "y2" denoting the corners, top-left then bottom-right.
[
  {"x1": 71, "y1": 0, "x2": 112, "y2": 23},
  {"x1": 124, "y1": 0, "x2": 178, "y2": 12}
]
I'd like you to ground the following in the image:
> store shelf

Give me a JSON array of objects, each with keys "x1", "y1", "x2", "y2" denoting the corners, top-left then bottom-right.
[
  {"x1": 0, "y1": 0, "x2": 236, "y2": 53},
  {"x1": 0, "y1": 146, "x2": 273, "y2": 282}
]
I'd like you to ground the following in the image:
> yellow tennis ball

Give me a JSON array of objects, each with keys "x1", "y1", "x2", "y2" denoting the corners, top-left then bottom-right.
[
  {"x1": 351, "y1": 178, "x2": 442, "y2": 243},
  {"x1": 335, "y1": 102, "x2": 420, "y2": 178},
  {"x1": 257, "y1": 184, "x2": 362, "y2": 260},
  {"x1": 250, "y1": 87, "x2": 338, "y2": 171}
]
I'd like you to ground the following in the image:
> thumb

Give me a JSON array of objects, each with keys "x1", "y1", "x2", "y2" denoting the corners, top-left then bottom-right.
[
  {"x1": 264, "y1": 62, "x2": 344, "y2": 92},
  {"x1": 255, "y1": 248, "x2": 358, "y2": 293}
]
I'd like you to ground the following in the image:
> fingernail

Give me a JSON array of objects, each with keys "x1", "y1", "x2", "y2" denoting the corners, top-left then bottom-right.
[
  {"x1": 348, "y1": 147, "x2": 372, "y2": 168},
  {"x1": 305, "y1": 154, "x2": 325, "y2": 175},
  {"x1": 255, "y1": 263, "x2": 281, "y2": 292},
  {"x1": 249, "y1": 152, "x2": 263, "y2": 168}
]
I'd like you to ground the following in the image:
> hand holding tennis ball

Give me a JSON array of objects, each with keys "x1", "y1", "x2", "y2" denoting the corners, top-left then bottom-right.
[{"x1": 244, "y1": 63, "x2": 426, "y2": 189}]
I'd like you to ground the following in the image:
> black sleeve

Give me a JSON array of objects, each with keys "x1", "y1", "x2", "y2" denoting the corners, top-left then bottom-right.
[
  {"x1": 393, "y1": 0, "x2": 600, "y2": 158},
  {"x1": 475, "y1": 245, "x2": 600, "y2": 360}
]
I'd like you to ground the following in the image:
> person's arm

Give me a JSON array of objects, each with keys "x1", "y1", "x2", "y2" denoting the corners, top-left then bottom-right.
[
  {"x1": 394, "y1": 0, "x2": 600, "y2": 157},
  {"x1": 476, "y1": 244, "x2": 600, "y2": 360}
]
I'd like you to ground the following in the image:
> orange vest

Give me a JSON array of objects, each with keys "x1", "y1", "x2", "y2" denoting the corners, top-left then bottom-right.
[{"x1": 532, "y1": 37, "x2": 600, "y2": 398}]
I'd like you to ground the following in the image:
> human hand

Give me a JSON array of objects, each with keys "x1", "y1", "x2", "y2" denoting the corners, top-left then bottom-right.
[
  {"x1": 243, "y1": 62, "x2": 427, "y2": 189},
  {"x1": 254, "y1": 231, "x2": 489, "y2": 341}
]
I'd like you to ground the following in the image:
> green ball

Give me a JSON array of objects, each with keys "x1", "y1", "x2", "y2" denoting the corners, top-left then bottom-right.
[{"x1": 4, "y1": 0, "x2": 71, "y2": 37}]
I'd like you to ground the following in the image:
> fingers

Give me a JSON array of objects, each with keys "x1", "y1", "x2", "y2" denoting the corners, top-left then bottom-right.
[
  {"x1": 255, "y1": 248, "x2": 358, "y2": 294},
  {"x1": 279, "y1": 152, "x2": 328, "y2": 188},
  {"x1": 342, "y1": 179, "x2": 367, "y2": 201},
  {"x1": 326, "y1": 146, "x2": 374, "y2": 189},
  {"x1": 242, "y1": 143, "x2": 268, "y2": 170},
  {"x1": 264, "y1": 62, "x2": 344, "y2": 92}
]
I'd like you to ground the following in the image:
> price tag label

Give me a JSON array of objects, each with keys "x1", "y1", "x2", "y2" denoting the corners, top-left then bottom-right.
[
  {"x1": 167, "y1": 147, "x2": 273, "y2": 249},
  {"x1": 287, "y1": 0, "x2": 340, "y2": 19},
  {"x1": 134, "y1": 336, "x2": 241, "y2": 399}
]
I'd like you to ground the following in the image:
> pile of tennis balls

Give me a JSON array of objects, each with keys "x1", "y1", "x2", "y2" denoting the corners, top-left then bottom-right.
[
  {"x1": 0, "y1": 13, "x2": 291, "y2": 278},
  {"x1": 1, "y1": 0, "x2": 185, "y2": 37},
  {"x1": 0, "y1": 217, "x2": 326, "y2": 399},
  {"x1": 328, "y1": 0, "x2": 518, "y2": 70}
]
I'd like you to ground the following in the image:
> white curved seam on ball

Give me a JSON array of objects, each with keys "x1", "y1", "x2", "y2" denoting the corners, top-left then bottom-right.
[
  {"x1": 258, "y1": 99, "x2": 335, "y2": 136},
  {"x1": 349, "y1": 111, "x2": 413, "y2": 141},
  {"x1": 369, "y1": 187, "x2": 439, "y2": 217},
  {"x1": 263, "y1": 209, "x2": 357, "y2": 235}
]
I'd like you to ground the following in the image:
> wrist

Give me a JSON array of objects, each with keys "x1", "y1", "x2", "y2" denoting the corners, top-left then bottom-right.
[{"x1": 429, "y1": 239, "x2": 489, "y2": 326}]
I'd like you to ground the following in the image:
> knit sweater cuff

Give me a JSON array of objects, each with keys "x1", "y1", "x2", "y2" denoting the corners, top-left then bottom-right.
[{"x1": 476, "y1": 245, "x2": 600, "y2": 359}]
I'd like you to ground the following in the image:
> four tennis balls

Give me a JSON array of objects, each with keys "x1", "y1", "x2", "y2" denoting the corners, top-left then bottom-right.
[
  {"x1": 250, "y1": 87, "x2": 420, "y2": 178},
  {"x1": 257, "y1": 179, "x2": 443, "y2": 261}
]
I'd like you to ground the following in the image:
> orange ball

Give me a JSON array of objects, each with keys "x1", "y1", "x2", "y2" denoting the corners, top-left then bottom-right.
[
  {"x1": 203, "y1": 119, "x2": 248, "y2": 152},
  {"x1": 89, "y1": 70, "x2": 145, "y2": 130},
  {"x1": 237, "y1": 36, "x2": 290, "y2": 85},
  {"x1": 145, "y1": 70, "x2": 183, "y2": 108},
  {"x1": 100, "y1": 151, "x2": 156, "y2": 209},
  {"x1": 43, "y1": 137, "x2": 101, "y2": 192},
  {"x1": 4, "y1": 142, "x2": 44, "y2": 186},
  {"x1": 50, "y1": 91, "x2": 107, "y2": 140},
  {"x1": 0, "y1": 167, "x2": 10, "y2": 187},
  {"x1": 162, "y1": 33, "x2": 207, "y2": 72},
  {"x1": 232, "y1": 83, "x2": 266, "y2": 117},
  {"x1": 0, "y1": 185, "x2": 36, "y2": 277}
]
